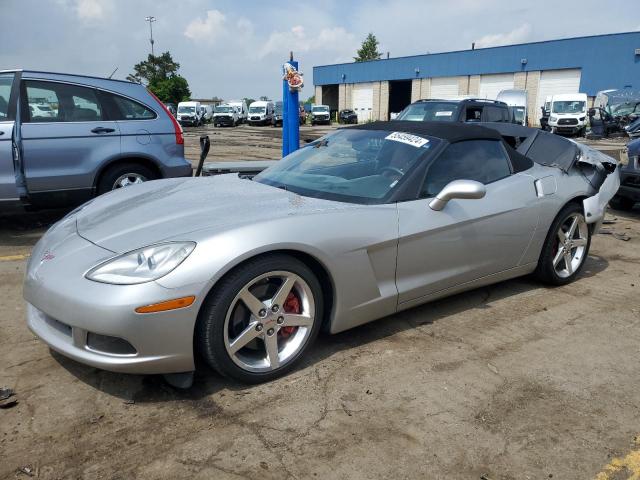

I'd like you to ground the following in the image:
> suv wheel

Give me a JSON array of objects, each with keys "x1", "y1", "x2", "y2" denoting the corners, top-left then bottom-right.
[{"x1": 97, "y1": 163, "x2": 157, "y2": 195}]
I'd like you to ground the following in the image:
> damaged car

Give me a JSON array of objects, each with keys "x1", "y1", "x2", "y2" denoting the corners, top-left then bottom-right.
[
  {"x1": 611, "y1": 137, "x2": 640, "y2": 210},
  {"x1": 24, "y1": 121, "x2": 619, "y2": 385}
]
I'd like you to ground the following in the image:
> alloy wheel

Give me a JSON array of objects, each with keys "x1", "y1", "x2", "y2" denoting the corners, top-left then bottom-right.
[
  {"x1": 223, "y1": 271, "x2": 315, "y2": 373},
  {"x1": 112, "y1": 173, "x2": 147, "y2": 189},
  {"x1": 552, "y1": 213, "x2": 588, "y2": 278}
]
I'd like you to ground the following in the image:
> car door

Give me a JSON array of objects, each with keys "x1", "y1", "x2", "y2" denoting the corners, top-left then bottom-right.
[
  {"x1": 20, "y1": 78, "x2": 120, "y2": 198},
  {"x1": 0, "y1": 72, "x2": 19, "y2": 202},
  {"x1": 396, "y1": 139, "x2": 539, "y2": 305}
]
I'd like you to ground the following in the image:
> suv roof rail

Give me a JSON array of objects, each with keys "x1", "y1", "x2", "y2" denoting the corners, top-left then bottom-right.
[{"x1": 413, "y1": 98, "x2": 508, "y2": 106}]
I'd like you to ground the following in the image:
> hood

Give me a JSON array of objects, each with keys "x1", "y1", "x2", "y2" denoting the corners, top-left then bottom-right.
[{"x1": 75, "y1": 175, "x2": 354, "y2": 253}]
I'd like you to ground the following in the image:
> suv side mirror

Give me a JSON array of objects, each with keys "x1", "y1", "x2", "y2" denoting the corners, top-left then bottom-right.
[{"x1": 429, "y1": 180, "x2": 486, "y2": 211}]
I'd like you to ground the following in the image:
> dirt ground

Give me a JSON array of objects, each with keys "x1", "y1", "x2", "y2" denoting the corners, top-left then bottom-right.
[{"x1": 1, "y1": 126, "x2": 639, "y2": 479}]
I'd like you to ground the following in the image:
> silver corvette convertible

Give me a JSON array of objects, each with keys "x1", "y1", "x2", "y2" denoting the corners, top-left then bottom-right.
[{"x1": 24, "y1": 121, "x2": 619, "y2": 384}]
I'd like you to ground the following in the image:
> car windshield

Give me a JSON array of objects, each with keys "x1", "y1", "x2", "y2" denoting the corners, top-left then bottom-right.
[
  {"x1": 552, "y1": 101, "x2": 586, "y2": 114},
  {"x1": 312, "y1": 106, "x2": 329, "y2": 113},
  {"x1": 610, "y1": 101, "x2": 640, "y2": 117},
  {"x1": 250, "y1": 106, "x2": 266, "y2": 113},
  {"x1": 215, "y1": 106, "x2": 231, "y2": 113},
  {"x1": 178, "y1": 106, "x2": 195, "y2": 113},
  {"x1": 396, "y1": 102, "x2": 460, "y2": 122},
  {"x1": 255, "y1": 129, "x2": 439, "y2": 204}
]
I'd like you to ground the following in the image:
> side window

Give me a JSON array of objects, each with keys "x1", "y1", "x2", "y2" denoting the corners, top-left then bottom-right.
[
  {"x1": 421, "y1": 140, "x2": 512, "y2": 197},
  {"x1": 483, "y1": 106, "x2": 505, "y2": 123},
  {"x1": 465, "y1": 106, "x2": 483, "y2": 122},
  {"x1": 100, "y1": 91, "x2": 156, "y2": 120},
  {"x1": 24, "y1": 80, "x2": 103, "y2": 122},
  {"x1": 0, "y1": 73, "x2": 15, "y2": 121}
]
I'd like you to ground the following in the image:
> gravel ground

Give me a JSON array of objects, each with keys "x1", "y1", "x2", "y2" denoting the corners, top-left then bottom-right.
[{"x1": 0, "y1": 126, "x2": 638, "y2": 480}]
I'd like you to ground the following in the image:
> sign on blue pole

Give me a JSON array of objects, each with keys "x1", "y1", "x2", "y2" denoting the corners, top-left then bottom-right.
[{"x1": 282, "y1": 53, "x2": 303, "y2": 157}]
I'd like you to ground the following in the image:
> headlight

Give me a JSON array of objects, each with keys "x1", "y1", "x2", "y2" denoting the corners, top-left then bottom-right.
[
  {"x1": 550, "y1": 116, "x2": 558, "y2": 122},
  {"x1": 86, "y1": 242, "x2": 196, "y2": 285}
]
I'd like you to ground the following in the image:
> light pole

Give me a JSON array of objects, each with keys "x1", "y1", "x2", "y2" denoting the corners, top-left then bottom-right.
[{"x1": 145, "y1": 16, "x2": 156, "y2": 57}]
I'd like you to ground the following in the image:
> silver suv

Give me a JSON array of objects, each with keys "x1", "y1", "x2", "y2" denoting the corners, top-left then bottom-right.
[{"x1": 0, "y1": 70, "x2": 192, "y2": 210}]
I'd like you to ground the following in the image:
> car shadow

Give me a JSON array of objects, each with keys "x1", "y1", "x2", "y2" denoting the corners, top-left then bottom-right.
[{"x1": 52, "y1": 254, "x2": 608, "y2": 402}]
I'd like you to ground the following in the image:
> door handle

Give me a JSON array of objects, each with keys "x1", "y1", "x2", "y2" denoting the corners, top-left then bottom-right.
[{"x1": 91, "y1": 127, "x2": 115, "y2": 134}]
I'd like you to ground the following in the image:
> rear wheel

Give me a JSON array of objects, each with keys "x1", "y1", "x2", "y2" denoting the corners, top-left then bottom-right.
[
  {"x1": 97, "y1": 163, "x2": 157, "y2": 195},
  {"x1": 535, "y1": 203, "x2": 591, "y2": 285},
  {"x1": 196, "y1": 254, "x2": 323, "y2": 383}
]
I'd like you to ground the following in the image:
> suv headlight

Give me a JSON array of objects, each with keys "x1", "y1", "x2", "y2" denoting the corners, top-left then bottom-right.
[
  {"x1": 86, "y1": 242, "x2": 196, "y2": 285},
  {"x1": 550, "y1": 116, "x2": 558, "y2": 122}
]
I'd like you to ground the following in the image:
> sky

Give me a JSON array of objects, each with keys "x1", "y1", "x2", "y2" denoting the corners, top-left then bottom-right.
[{"x1": 2, "y1": 0, "x2": 639, "y2": 101}]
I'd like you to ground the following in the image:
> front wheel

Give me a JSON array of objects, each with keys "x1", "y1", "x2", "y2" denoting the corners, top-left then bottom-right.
[
  {"x1": 535, "y1": 203, "x2": 591, "y2": 285},
  {"x1": 196, "y1": 254, "x2": 323, "y2": 383}
]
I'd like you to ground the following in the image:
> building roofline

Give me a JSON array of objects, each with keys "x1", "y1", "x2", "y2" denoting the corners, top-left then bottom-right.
[{"x1": 313, "y1": 30, "x2": 640, "y2": 69}]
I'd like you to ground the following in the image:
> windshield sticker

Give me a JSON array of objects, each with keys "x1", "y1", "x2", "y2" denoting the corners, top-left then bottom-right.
[
  {"x1": 385, "y1": 131, "x2": 429, "y2": 148},
  {"x1": 435, "y1": 111, "x2": 453, "y2": 117}
]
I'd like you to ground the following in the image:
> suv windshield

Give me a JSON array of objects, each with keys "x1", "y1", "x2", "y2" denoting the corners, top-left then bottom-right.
[
  {"x1": 312, "y1": 106, "x2": 329, "y2": 113},
  {"x1": 396, "y1": 102, "x2": 460, "y2": 122},
  {"x1": 250, "y1": 106, "x2": 265, "y2": 114},
  {"x1": 552, "y1": 101, "x2": 586, "y2": 114},
  {"x1": 255, "y1": 129, "x2": 439, "y2": 203},
  {"x1": 178, "y1": 106, "x2": 195, "y2": 113},
  {"x1": 215, "y1": 106, "x2": 231, "y2": 113}
]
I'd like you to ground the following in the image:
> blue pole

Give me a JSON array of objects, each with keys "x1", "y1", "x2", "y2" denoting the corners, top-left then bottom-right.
[
  {"x1": 282, "y1": 69, "x2": 289, "y2": 157},
  {"x1": 282, "y1": 57, "x2": 300, "y2": 157}
]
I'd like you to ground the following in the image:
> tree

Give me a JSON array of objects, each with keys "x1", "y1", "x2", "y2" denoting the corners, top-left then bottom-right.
[
  {"x1": 127, "y1": 51, "x2": 191, "y2": 106},
  {"x1": 354, "y1": 33, "x2": 382, "y2": 62},
  {"x1": 259, "y1": 95, "x2": 269, "y2": 101},
  {"x1": 305, "y1": 95, "x2": 315, "y2": 104},
  {"x1": 243, "y1": 97, "x2": 255, "y2": 107}
]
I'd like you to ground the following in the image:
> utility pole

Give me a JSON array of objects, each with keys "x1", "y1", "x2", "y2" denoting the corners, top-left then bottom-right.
[{"x1": 145, "y1": 16, "x2": 156, "y2": 57}]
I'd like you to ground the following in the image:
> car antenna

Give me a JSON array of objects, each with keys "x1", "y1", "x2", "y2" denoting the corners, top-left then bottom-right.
[{"x1": 107, "y1": 67, "x2": 118, "y2": 79}]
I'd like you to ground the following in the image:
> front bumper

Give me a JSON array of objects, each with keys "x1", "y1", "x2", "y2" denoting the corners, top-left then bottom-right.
[
  {"x1": 24, "y1": 224, "x2": 200, "y2": 374},
  {"x1": 178, "y1": 117, "x2": 198, "y2": 126},
  {"x1": 214, "y1": 116, "x2": 235, "y2": 126},
  {"x1": 312, "y1": 116, "x2": 330, "y2": 124}
]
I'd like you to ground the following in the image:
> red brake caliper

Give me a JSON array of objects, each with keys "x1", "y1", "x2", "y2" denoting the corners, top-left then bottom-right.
[{"x1": 280, "y1": 292, "x2": 300, "y2": 338}]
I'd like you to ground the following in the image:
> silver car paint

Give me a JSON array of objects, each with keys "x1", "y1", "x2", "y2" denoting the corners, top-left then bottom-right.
[{"x1": 24, "y1": 149, "x2": 618, "y2": 374}]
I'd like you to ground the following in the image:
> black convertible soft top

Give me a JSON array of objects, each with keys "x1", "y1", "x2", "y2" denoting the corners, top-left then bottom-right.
[
  {"x1": 347, "y1": 121, "x2": 534, "y2": 173},
  {"x1": 347, "y1": 120, "x2": 503, "y2": 143}
]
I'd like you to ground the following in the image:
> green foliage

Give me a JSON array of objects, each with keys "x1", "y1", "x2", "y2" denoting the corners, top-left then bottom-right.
[
  {"x1": 149, "y1": 76, "x2": 191, "y2": 106},
  {"x1": 259, "y1": 95, "x2": 269, "y2": 101},
  {"x1": 243, "y1": 97, "x2": 255, "y2": 107},
  {"x1": 305, "y1": 95, "x2": 315, "y2": 104},
  {"x1": 354, "y1": 33, "x2": 382, "y2": 62},
  {"x1": 127, "y1": 51, "x2": 191, "y2": 105}
]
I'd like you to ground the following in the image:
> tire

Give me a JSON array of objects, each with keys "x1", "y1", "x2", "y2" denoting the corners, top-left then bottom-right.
[
  {"x1": 196, "y1": 254, "x2": 324, "y2": 383},
  {"x1": 534, "y1": 203, "x2": 591, "y2": 286},
  {"x1": 97, "y1": 163, "x2": 157, "y2": 195},
  {"x1": 609, "y1": 195, "x2": 635, "y2": 211}
]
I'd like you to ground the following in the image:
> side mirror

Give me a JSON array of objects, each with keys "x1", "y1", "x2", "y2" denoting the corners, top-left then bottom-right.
[{"x1": 429, "y1": 180, "x2": 486, "y2": 211}]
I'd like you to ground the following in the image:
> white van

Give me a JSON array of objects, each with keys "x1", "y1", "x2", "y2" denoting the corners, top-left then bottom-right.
[
  {"x1": 497, "y1": 89, "x2": 528, "y2": 126},
  {"x1": 201, "y1": 105, "x2": 213, "y2": 123},
  {"x1": 177, "y1": 101, "x2": 203, "y2": 127},
  {"x1": 248, "y1": 101, "x2": 274, "y2": 126},
  {"x1": 548, "y1": 93, "x2": 588, "y2": 136},
  {"x1": 228, "y1": 100, "x2": 248, "y2": 124},
  {"x1": 213, "y1": 103, "x2": 240, "y2": 127}
]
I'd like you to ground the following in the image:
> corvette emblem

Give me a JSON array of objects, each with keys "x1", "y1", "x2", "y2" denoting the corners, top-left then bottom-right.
[{"x1": 41, "y1": 251, "x2": 55, "y2": 262}]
